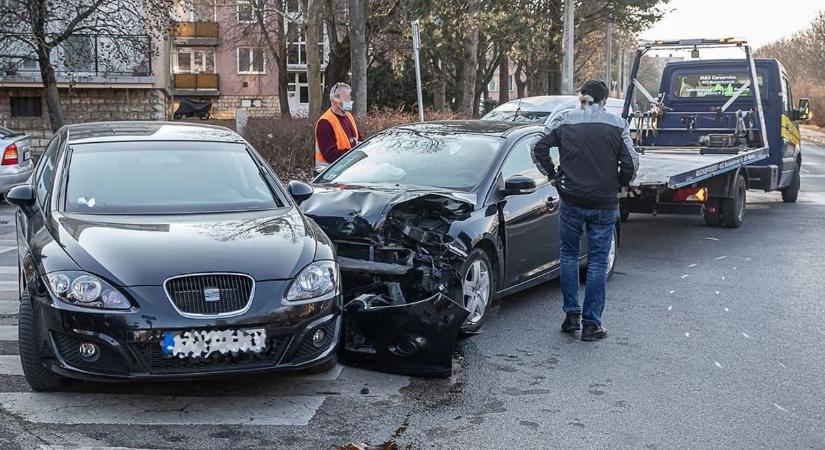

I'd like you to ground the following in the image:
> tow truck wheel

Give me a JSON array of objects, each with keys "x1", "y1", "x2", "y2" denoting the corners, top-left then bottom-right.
[
  {"x1": 721, "y1": 174, "x2": 747, "y2": 228},
  {"x1": 781, "y1": 161, "x2": 801, "y2": 203},
  {"x1": 454, "y1": 248, "x2": 495, "y2": 334}
]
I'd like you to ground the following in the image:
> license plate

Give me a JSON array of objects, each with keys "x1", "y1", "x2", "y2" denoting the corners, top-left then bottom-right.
[{"x1": 160, "y1": 328, "x2": 266, "y2": 359}]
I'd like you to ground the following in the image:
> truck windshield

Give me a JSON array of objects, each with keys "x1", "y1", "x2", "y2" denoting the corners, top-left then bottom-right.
[{"x1": 674, "y1": 72, "x2": 764, "y2": 98}]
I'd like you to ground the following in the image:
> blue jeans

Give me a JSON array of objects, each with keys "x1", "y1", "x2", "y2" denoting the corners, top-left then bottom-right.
[{"x1": 559, "y1": 201, "x2": 618, "y2": 327}]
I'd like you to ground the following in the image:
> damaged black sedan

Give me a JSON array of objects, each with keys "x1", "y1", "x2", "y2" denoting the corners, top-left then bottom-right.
[{"x1": 300, "y1": 121, "x2": 619, "y2": 376}]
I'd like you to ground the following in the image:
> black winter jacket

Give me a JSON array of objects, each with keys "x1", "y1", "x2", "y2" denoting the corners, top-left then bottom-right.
[{"x1": 532, "y1": 103, "x2": 639, "y2": 210}]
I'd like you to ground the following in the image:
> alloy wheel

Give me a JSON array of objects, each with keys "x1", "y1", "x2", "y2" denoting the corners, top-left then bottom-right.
[{"x1": 463, "y1": 260, "x2": 491, "y2": 324}]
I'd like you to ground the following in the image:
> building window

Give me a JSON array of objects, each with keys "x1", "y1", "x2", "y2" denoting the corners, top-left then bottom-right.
[
  {"x1": 237, "y1": 0, "x2": 256, "y2": 22},
  {"x1": 21, "y1": 57, "x2": 38, "y2": 71},
  {"x1": 508, "y1": 75, "x2": 514, "y2": 91},
  {"x1": 287, "y1": 72, "x2": 310, "y2": 103},
  {"x1": 174, "y1": 48, "x2": 215, "y2": 73},
  {"x1": 63, "y1": 34, "x2": 94, "y2": 72},
  {"x1": 286, "y1": 26, "x2": 324, "y2": 66},
  {"x1": 487, "y1": 78, "x2": 498, "y2": 92},
  {"x1": 189, "y1": 0, "x2": 215, "y2": 21},
  {"x1": 10, "y1": 97, "x2": 42, "y2": 118},
  {"x1": 237, "y1": 47, "x2": 265, "y2": 74}
]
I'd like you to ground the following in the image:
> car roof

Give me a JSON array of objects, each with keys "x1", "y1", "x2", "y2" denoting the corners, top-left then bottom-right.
[
  {"x1": 489, "y1": 96, "x2": 624, "y2": 113},
  {"x1": 391, "y1": 120, "x2": 541, "y2": 137},
  {"x1": 64, "y1": 121, "x2": 245, "y2": 145}
]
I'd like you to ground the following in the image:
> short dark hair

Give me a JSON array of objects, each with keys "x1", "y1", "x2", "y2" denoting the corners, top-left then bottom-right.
[{"x1": 579, "y1": 80, "x2": 610, "y2": 103}]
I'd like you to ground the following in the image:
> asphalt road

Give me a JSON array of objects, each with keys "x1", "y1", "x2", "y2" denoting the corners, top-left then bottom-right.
[{"x1": 1, "y1": 143, "x2": 825, "y2": 449}]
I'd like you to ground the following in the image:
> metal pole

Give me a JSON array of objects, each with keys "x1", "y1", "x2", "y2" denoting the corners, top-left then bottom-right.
[
  {"x1": 561, "y1": 0, "x2": 575, "y2": 94},
  {"x1": 606, "y1": 14, "x2": 613, "y2": 89},
  {"x1": 411, "y1": 19, "x2": 425, "y2": 123}
]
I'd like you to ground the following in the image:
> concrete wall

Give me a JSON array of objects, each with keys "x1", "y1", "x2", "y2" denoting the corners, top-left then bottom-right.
[{"x1": 0, "y1": 87, "x2": 167, "y2": 151}]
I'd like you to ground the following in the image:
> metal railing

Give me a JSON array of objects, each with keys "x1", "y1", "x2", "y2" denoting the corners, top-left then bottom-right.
[
  {"x1": 174, "y1": 73, "x2": 219, "y2": 90},
  {"x1": 172, "y1": 21, "x2": 219, "y2": 39}
]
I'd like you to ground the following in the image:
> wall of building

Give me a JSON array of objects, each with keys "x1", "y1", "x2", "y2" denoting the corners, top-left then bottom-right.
[{"x1": 0, "y1": 87, "x2": 167, "y2": 151}]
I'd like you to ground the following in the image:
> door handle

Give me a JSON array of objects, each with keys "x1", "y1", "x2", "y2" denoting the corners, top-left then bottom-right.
[{"x1": 546, "y1": 197, "x2": 560, "y2": 213}]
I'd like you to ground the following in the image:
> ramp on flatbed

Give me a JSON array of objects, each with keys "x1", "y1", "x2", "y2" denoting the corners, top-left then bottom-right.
[{"x1": 631, "y1": 146, "x2": 770, "y2": 189}]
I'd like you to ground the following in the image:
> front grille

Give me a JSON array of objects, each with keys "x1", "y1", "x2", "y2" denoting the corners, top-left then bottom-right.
[
  {"x1": 131, "y1": 334, "x2": 290, "y2": 374},
  {"x1": 53, "y1": 333, "x2": 130, "y2": 375},
  {"x1": 164, "y1": 273, "x2": 253, "y2": 317}
]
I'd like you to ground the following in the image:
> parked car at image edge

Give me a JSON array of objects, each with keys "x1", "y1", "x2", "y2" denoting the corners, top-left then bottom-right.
[
  {"x1": 0, "y1": 125, "x2": 35, "y2": 193},
  {"x1": 7, "y1": 122, "x2": 340, "y2": 391}
]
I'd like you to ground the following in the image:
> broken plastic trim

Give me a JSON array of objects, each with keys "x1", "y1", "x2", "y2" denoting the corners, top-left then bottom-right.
[{"x1": 340, "y1": 293, "x2": 469, "y2": 378}]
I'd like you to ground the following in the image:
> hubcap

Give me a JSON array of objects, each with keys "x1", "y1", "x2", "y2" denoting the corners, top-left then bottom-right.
[{"x1": 462, "y1": 260, "x2": 491, "y2": 324}]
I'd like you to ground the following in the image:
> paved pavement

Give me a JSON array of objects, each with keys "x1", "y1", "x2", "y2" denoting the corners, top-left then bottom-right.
[{"x1": 2, "y1": 143, "x2": 825, "y2": 449}]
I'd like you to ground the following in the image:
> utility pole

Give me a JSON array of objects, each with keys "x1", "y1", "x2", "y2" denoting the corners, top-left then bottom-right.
[
  {"x1": 411, "y1": 19, "x2": 425, "y2": 122},
  {"x1": 606, "y1": 11, "x2": 613, "y2": 90},
  {"x1": 561, "y1": 0, "x2": 575, "y2": 94}
]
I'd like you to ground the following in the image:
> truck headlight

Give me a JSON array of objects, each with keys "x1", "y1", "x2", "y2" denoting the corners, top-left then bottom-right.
[
  {"x1": 285, "y1": 261, "x2": 338, "y2": 303},
  {"x1": 45, "y1": 271, "x2": 131, "y2": 309}
]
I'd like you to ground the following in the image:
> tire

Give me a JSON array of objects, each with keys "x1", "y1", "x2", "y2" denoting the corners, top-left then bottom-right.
[
  {"x1": 781, "y1": 161, "x2": 800, "y2": 203},
  {"x1": 198, "y1": 112, "x2": 210, "y2": 120},
  {"x1": 704, "y1": 198, "x2": 722, "y2": 227},
  {"x1": 720, "y1": 174, "x2": 747, "y2": 228},
  {"x1": 173, "y1": 113, "x2": 183, "y2": 120},
  {"x1": 304, "y1": 353, "x2": 338, "y2": 374},
  {"x1": 18, "y1": 293, "x2": 68, "y2": 391},
  {"x1": 452, "y1": 248, "x2": 495, "y2": 334}
]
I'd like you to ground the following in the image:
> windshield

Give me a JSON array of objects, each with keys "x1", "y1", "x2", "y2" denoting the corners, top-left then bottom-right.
[
  {"x1": 673, "y1": 72, "x2": 764, "y2": 98},
  {"x1": 65, "y1": 141, "x2": 282, "y2": 214},
  {"x1": 318, "y1": 130, "x2": 503, "y2": 191},
  {"x1": 482, "y1": 110, "x2": 550, "y2": 123}
]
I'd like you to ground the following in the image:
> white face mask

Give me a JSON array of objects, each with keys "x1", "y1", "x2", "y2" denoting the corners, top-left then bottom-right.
[{"x1": 342, "y1": 100, "x2": 354, "y2": 111}]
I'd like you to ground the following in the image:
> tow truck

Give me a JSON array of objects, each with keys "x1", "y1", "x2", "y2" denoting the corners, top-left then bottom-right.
[{"x1": 621, "y1": 38, "x2": 812, "y2": 227}]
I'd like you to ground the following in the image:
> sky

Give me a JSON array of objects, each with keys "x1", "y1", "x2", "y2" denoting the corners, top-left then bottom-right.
[{"x1": 641, "y1": 0, "x2": 825, "y2": 48}]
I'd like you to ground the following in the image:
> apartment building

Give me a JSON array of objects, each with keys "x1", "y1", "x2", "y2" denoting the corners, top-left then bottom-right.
[{"x1": 170, "y1": 0, "x2": 328, "y2": 118}]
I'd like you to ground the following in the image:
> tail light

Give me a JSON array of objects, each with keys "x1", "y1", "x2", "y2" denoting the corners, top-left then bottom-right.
[
  {"x1": 673, "y1": 187, "x2": 707, "y2": 202},
  {"x1": 2, "y1": 143, "x2": 18, "y2": 166}
]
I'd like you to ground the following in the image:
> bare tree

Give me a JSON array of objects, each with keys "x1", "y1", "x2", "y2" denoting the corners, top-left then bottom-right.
[
  {"x1": 348, "y1": 0, "x2": 367, "y2": 115},
  {"x1": 0, "y1": 0, "x2": 172, "y2": 131},
  {"x1": 301, "y1": 0, "x2": 324, "y2": 119},
  {"x1": 456, "y1": 0, "x2": 480, "y2": 116}
]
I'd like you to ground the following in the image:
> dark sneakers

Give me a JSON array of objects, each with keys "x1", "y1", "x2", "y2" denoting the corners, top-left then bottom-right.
[
  {"x1": 581, "y1": 323, "x2": 608, "y2": 341},
  {"x1": 561, "y1": 313, "x2": 582, "y2": 332}
]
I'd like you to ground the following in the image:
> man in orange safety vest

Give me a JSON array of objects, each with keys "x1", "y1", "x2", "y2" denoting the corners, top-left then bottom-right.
[{"x1": 314, "y1": 82, "x2": 363, "y2": 172}]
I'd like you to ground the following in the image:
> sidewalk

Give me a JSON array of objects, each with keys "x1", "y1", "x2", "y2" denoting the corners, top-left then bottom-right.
[{"x1": 802, "y1": 125, "x2": 825, "y2": 145}]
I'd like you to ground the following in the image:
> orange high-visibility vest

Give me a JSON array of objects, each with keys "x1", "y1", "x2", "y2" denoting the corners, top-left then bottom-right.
[{"x1": 314, "y1": 109, "x2": 360, "y2": 165}]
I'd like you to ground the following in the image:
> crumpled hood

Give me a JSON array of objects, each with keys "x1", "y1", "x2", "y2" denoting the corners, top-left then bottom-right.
[
  {"x1": 299, "y1": 183, "x2": 475, "y2": 240},
  {"x1": 54, "y1": 208, "x2": 317, "y2": 286}
]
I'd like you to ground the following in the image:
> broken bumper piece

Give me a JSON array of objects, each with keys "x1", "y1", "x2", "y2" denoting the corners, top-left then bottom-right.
[{"x1": 340, "y1": 293, "x2": 469, "y2": 378}]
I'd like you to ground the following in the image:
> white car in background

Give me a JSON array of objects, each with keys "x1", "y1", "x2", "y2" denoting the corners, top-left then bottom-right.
[
  {"x1": 482, "y1": 95, "x2": 625, "y2": 125},
  {"x1": 0, "y1": 126, "x2": 34, "y2": 194}
]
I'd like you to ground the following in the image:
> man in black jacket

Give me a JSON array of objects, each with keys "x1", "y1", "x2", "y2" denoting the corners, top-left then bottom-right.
[{"x1": 532, "y1": 80, "x2": 639, "y2": 341}]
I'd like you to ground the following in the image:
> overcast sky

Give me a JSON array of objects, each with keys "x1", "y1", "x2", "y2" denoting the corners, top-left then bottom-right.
[{"x1": 641, "y1": 0, "x2": 824, "y2": 48}]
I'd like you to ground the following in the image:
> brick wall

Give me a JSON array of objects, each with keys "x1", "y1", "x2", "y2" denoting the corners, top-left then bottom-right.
[
  {"x1": 209, "y1": 95, "x2": 280, "y2": 119},
  {"x1": 0, "y1": 87, "x2": 167, "y2": 151}
]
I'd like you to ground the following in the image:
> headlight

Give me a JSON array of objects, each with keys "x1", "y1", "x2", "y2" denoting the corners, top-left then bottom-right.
[
  {"x1": 285, "y1": 261, "x2": 338, "y2": 303},
  {"x1": 45, "y1": 271, "x2": 131, "y2": 309}
]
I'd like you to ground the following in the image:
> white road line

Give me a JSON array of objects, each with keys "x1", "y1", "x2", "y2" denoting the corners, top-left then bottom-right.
[
  {"x1": 41, "y1": 446, "x2": 155, "y2": 450},
  {"x1": 0, "y1": 325, "x2": 16, "y2": 340},
  {"x1": 0, "y1": 281, "x2": 18, "y2": 288},
  {"x1": 0, "y1": 300, "x2": 18, "y2": 315},
  {"x1": 0, "y1": 355, "x2": 23, "y2": 376},
  {"x1": 0, "y1": 392, "x2": 325, "y2": 426},
  {"x1": 0, "y1": 266, "x2": 16, "y2": 274},
  {"x1": 801, "y1": 174, "x2": 825, "y2": 178},
  {"x1": 0, "y1": 247, "x2": 16, "y2": 254}
]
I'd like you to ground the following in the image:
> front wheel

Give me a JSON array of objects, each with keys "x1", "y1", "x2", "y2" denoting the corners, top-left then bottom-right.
[
  {"x1": 18, "y1": 293, "x2": 68, "y2": 391},
  {"x1": 452, "y1": 248, "x2": 495, "y2": 334},
  {"x1": 782, "y1": 161, "x2": 800, "y2": 203}
]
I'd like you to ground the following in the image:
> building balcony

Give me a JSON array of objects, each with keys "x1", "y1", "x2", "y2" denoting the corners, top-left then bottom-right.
[
  {"x1": 173, "y1": 73, "x2": 220, "y2": 96},
  {"x1": 172, "y1": 21, "x2": 219, "y2": 46}
]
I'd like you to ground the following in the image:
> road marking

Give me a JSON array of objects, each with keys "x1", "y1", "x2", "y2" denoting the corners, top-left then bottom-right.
[
  {"x1": 0, "y1": 355, "x2": 23, "y2": 375},
  {"x1": 0, "y1": 392, "x2": 325, "y2": 426},
  {"x1": 0, "y1": 266, "x2": 17, "y2": 274},
  {"x1": 0, "y1": 247, "x2": 16, "y2": 254},
  {"x1": 0, "y1": 281, "x2": 18, "y2": 288},
  {"x1": 0, "y1": 325, "x2": 16, "y2": 340},
  {"x1": 801, "y1": 174, "x2": 825, "y2": 178},
  {"x1": 0, "y1": 300, "x2": 18, "y2": 315},
  {"x1": 40, "y1": 446, "x2": 155, "y2": 450}
]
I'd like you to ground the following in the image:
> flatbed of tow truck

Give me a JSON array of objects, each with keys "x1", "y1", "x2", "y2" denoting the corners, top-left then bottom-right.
[{"x1": 632, "y1": 145, "x2": 770, "y2": 189}]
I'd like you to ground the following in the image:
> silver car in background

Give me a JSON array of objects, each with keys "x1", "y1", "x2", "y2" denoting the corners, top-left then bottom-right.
[
  {"x1": 0, "y1": 126, "x2": 34, "y2": 193},
  {"x1": 482, "y1": 95, "x2": 625, "y2": 125}
]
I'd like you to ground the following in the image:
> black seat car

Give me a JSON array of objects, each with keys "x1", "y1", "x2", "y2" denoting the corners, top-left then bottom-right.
[{"x1": 6, "y1": 122, "x2": 339, "y2": 390}]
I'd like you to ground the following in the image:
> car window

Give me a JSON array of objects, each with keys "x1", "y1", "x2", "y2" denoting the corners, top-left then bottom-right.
[
  {"x1": 35, "y1": 135, "x2": 60, "y2": 207},
  {"x1": 64, "y1": 141, "x2": 281, "y2": 214},
  {"x1": 500, "y1": 134, "x2": 546, "y2": 186}
]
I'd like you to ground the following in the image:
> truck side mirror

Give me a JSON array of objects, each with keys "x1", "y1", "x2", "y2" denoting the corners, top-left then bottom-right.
[{"x1": 798, "y1": 98, "x2": 811, "y2": 121}]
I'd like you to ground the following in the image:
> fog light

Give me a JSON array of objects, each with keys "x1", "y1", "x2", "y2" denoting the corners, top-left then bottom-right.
[
  {"x1": 312, "y1": 329, "x2": 326, "y2": 348},
  {"x1": 78, "y1": 342, "x2": 99, "y2": 362}
]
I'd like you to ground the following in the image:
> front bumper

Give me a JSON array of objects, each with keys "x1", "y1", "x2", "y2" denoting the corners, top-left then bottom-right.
[{"x1": 31, "y1": 281, "x2": 341, "y2": 381}]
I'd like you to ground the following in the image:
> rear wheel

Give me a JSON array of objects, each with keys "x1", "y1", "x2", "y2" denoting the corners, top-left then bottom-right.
[
  {"x1": 720, "y1": 174, "x2": 747, "y2": 228},
  {"x1": 18, "y1": 292, "x2": 68, "y2": 391},
  {"x1": 781, "y1": 161, "x2": 800, "y2": 203},
  {"x1": 453, "y1": 248, "x2": 495, "y2": 334}
]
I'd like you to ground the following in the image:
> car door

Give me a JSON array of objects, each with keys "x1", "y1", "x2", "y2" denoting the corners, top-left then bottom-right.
[
  {"x1": 495, "y1": 134, "x2": 561, "y2": 287},
  {"x1": 779, "y1": 74, "x2": 801, "y2": 186}
]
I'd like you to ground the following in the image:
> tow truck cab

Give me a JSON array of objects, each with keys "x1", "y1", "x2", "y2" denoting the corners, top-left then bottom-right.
[{"x1": 647, "y1": 58, "x2": 810, "y2": 192}]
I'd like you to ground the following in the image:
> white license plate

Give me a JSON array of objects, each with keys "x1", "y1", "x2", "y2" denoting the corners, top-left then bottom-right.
[{"x1": 160, "y1": 328, "x2": 266, "y2": 358}]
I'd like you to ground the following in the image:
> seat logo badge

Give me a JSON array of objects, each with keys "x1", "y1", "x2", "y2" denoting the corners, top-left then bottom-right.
[{"x1": 203, "y1": 288, "x2": 221, "y2": 302}]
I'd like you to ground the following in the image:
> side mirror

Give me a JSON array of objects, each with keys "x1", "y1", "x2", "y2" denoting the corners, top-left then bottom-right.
[
  {"x1": 503, "y1": 175, "x2": 536, "y2": 196},
  {"x1": 5, "y1": 184, "x2": 35, "y2": 209},
  {"x1": 287, "y1": 180, "x2": 313, "y2": 205},
  {"x1": 798, "y1": 98, "x2": 811, "y2": 121}
]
